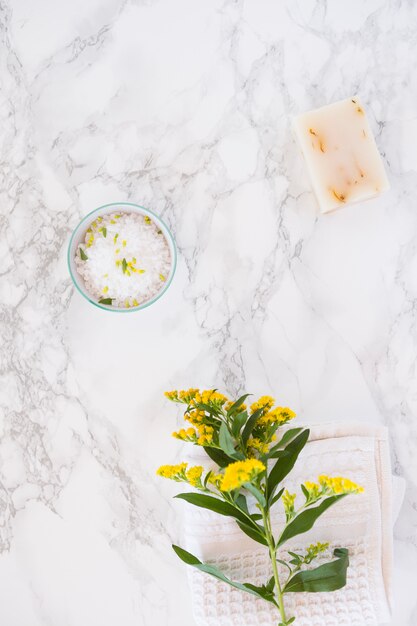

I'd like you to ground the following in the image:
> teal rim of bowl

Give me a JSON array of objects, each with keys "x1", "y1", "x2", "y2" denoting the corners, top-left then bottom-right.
[{"x1": 67, "y1": 201, "x2": 177, "y2": 312}]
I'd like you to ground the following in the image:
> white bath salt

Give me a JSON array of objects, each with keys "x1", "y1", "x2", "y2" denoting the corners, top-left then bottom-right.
[{"x1": 74, "y1": 211, "x2": 171, "y2": 308}]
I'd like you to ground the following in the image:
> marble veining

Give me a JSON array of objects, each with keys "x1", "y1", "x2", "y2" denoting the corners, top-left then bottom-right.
[{"x1": 0, "y1": 1, "x2": 416, "y2": 624}]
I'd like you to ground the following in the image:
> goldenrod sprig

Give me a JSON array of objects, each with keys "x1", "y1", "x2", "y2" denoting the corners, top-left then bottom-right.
[{"x1": 158, "y1": 388, "x2": 363, "y2": 625}]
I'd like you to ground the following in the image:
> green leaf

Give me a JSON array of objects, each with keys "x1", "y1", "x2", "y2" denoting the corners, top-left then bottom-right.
[
  {"x1": 277, "y1": 427, "x2": 304, "y2": 447},
  {"x1": 98, "y1": 297, "x2": 114, "y2": 305},
  {"x1": 231, "y1": 411, "x2": 248, "y2": 437},
  {"x1": 203, "y1": 446, "x2": 234, "y2": 468},
  {"x1": 219, "y1": 422, "x2": 242, "y2": 459},
  {"x1": 172, "y1": 545, "x2": 209, "y2": 566},
  {"x1": 79, "y1": 247, "x2": 88, "y2": 260},
  {"x1": 266, "y1": 428, "x2": 304, "y2": 457},
  {"x1": 172, "y1": 545, "x2": 276, "y2": 603},
  {"x1": 267, "y1": 429, "x2": 309, "y2": 504},
  {"x1": 235, "y1": 493, "x2": 249, "y2": 513},
  {"x1": 176, "y1": 492, "x2": 267, "y2": 547},
  {"x1": 243, "y1": 482, "x2": 266, "y2": 508},
  {"x1": 287, "y1": 551, "x2": 302, "y2": 566},
  {"x1": 175, "y1": 492, "x2": 251, "y2": 526},
  {"x1": 227, "y1": 394, "x2": 251, "y2": 415},
  {"x1": 277, "y1": 495, "x2": 346, "y2": 547},
  {"x1": 236, "y1": 520, "x2": 268, "y2": 546},
  {"x1": 301, "y1": 484, "x2": 309, "y2": 500},
  {"x1": 241, "y1": 407, "x2": 264, "y2": 446},
  {"x1": 122, "y1": 258, "x2": 128, "y2": 274},
  {"x1": 203, "y1": 471, "x2": 213, "y2": 488},
  {"x1": 242, "y1": 582, "x2": 276, "y2": 603},
  {"x1": 265, "y1": 449, "x2": 290, "y2": 460},
  {"x1": 284, "y1": 548, "x2": 349, "y2": 593},
  {"x1": 269, "y1": 487, "x2": 285, "y2": 507}
]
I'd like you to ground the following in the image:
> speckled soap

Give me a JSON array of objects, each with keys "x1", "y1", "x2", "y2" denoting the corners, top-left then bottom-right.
[{"x1": 293, "y1": 97, "x2": 390, "y2": 214}]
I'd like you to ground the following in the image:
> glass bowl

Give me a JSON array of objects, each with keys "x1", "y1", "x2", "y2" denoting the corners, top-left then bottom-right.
[{"x1": 67, "y1": 202, "x2": 177, "y2": 312}]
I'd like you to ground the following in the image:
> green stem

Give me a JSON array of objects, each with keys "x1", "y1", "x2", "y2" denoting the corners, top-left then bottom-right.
[{"x1": 262, "y1": 508, "x2": 287, "y2": 624}]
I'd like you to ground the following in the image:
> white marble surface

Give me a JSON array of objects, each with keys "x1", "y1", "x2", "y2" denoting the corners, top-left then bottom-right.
[{"x1": 1, "y1": 1, "x2": 417, "y2": 624}]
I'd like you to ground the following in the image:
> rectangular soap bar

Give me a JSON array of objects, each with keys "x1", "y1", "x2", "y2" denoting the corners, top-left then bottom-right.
[{"x1": 293, "y1": 97, "x2": 389, "y2": 214}]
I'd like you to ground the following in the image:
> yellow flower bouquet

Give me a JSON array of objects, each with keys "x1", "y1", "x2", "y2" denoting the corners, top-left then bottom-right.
[{"x1": 158, "y1": 389, "x2": 363, "y2": 626}]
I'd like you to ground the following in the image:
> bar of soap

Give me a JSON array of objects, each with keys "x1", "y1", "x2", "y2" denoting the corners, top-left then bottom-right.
[{"x1": 293, "y1": 97, "x2": 389, "y2": 214}]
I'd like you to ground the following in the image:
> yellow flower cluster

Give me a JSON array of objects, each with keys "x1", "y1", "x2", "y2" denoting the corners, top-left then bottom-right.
[
  {"x1": 185, "y1": 410, "x2": 206, "y2": 425},
  {"x1": 319, "y1": 475, "x2": 364, "y2": 495},
  {"x1": 250, "y1": 395, "x2": 275, "y2": 414},
  {"x1": 306, "y1": 541, "x2": 329, "y2": 560},
  {"x1": 282, "y1": 490, "x2": 296, "y2": 513},
  {"x1": 165, "y1": 388, "x2": 228, "y2": 406},
  {"x1": 186, "y1": 466, "x2": 204, "y2": 487},
  {"x1": 220, "y1": 459, "x2": 265, "y2": 492},
  {"x1": 304, "y1": 480, "x2": 321, "y2": 499},
  {"x1": 196, "y1": 424, "x2": 214, "y2": 446},
  {"x1": 303, "y1": 475, "x2": 364, "y2": 499},
  {"x1": 156, "y1": 462, "x2": 188, "y2": 480},
  {"x1": 247, "y1": 437, "x2": 270, "y2": 455},
  {"x1": 258, "y1": 407, "x2": 296, "y2": 426},
  {"x1": 165, "y1": 388, "x2": 200, "y2": 403},
  {"x1": 156, "y1": 462, "x2": 204, "y2": 488},
  {"x1": 172, "y1": 427, "x2": 197, "y2": 441},
  {"x1": 172, "y1": 424, "x2": 214, "y2": 446},
  {"x1": 196, "y1": 390, "x2": 228, "y2": 405},
  {"x1": 207, "y1": 472, "x2": 223, "y2": 487}
]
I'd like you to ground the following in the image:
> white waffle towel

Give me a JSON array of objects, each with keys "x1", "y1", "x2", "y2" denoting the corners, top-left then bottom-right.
[{"x1": 182, "y1": 423, "x2": 404, "y2": 626}]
